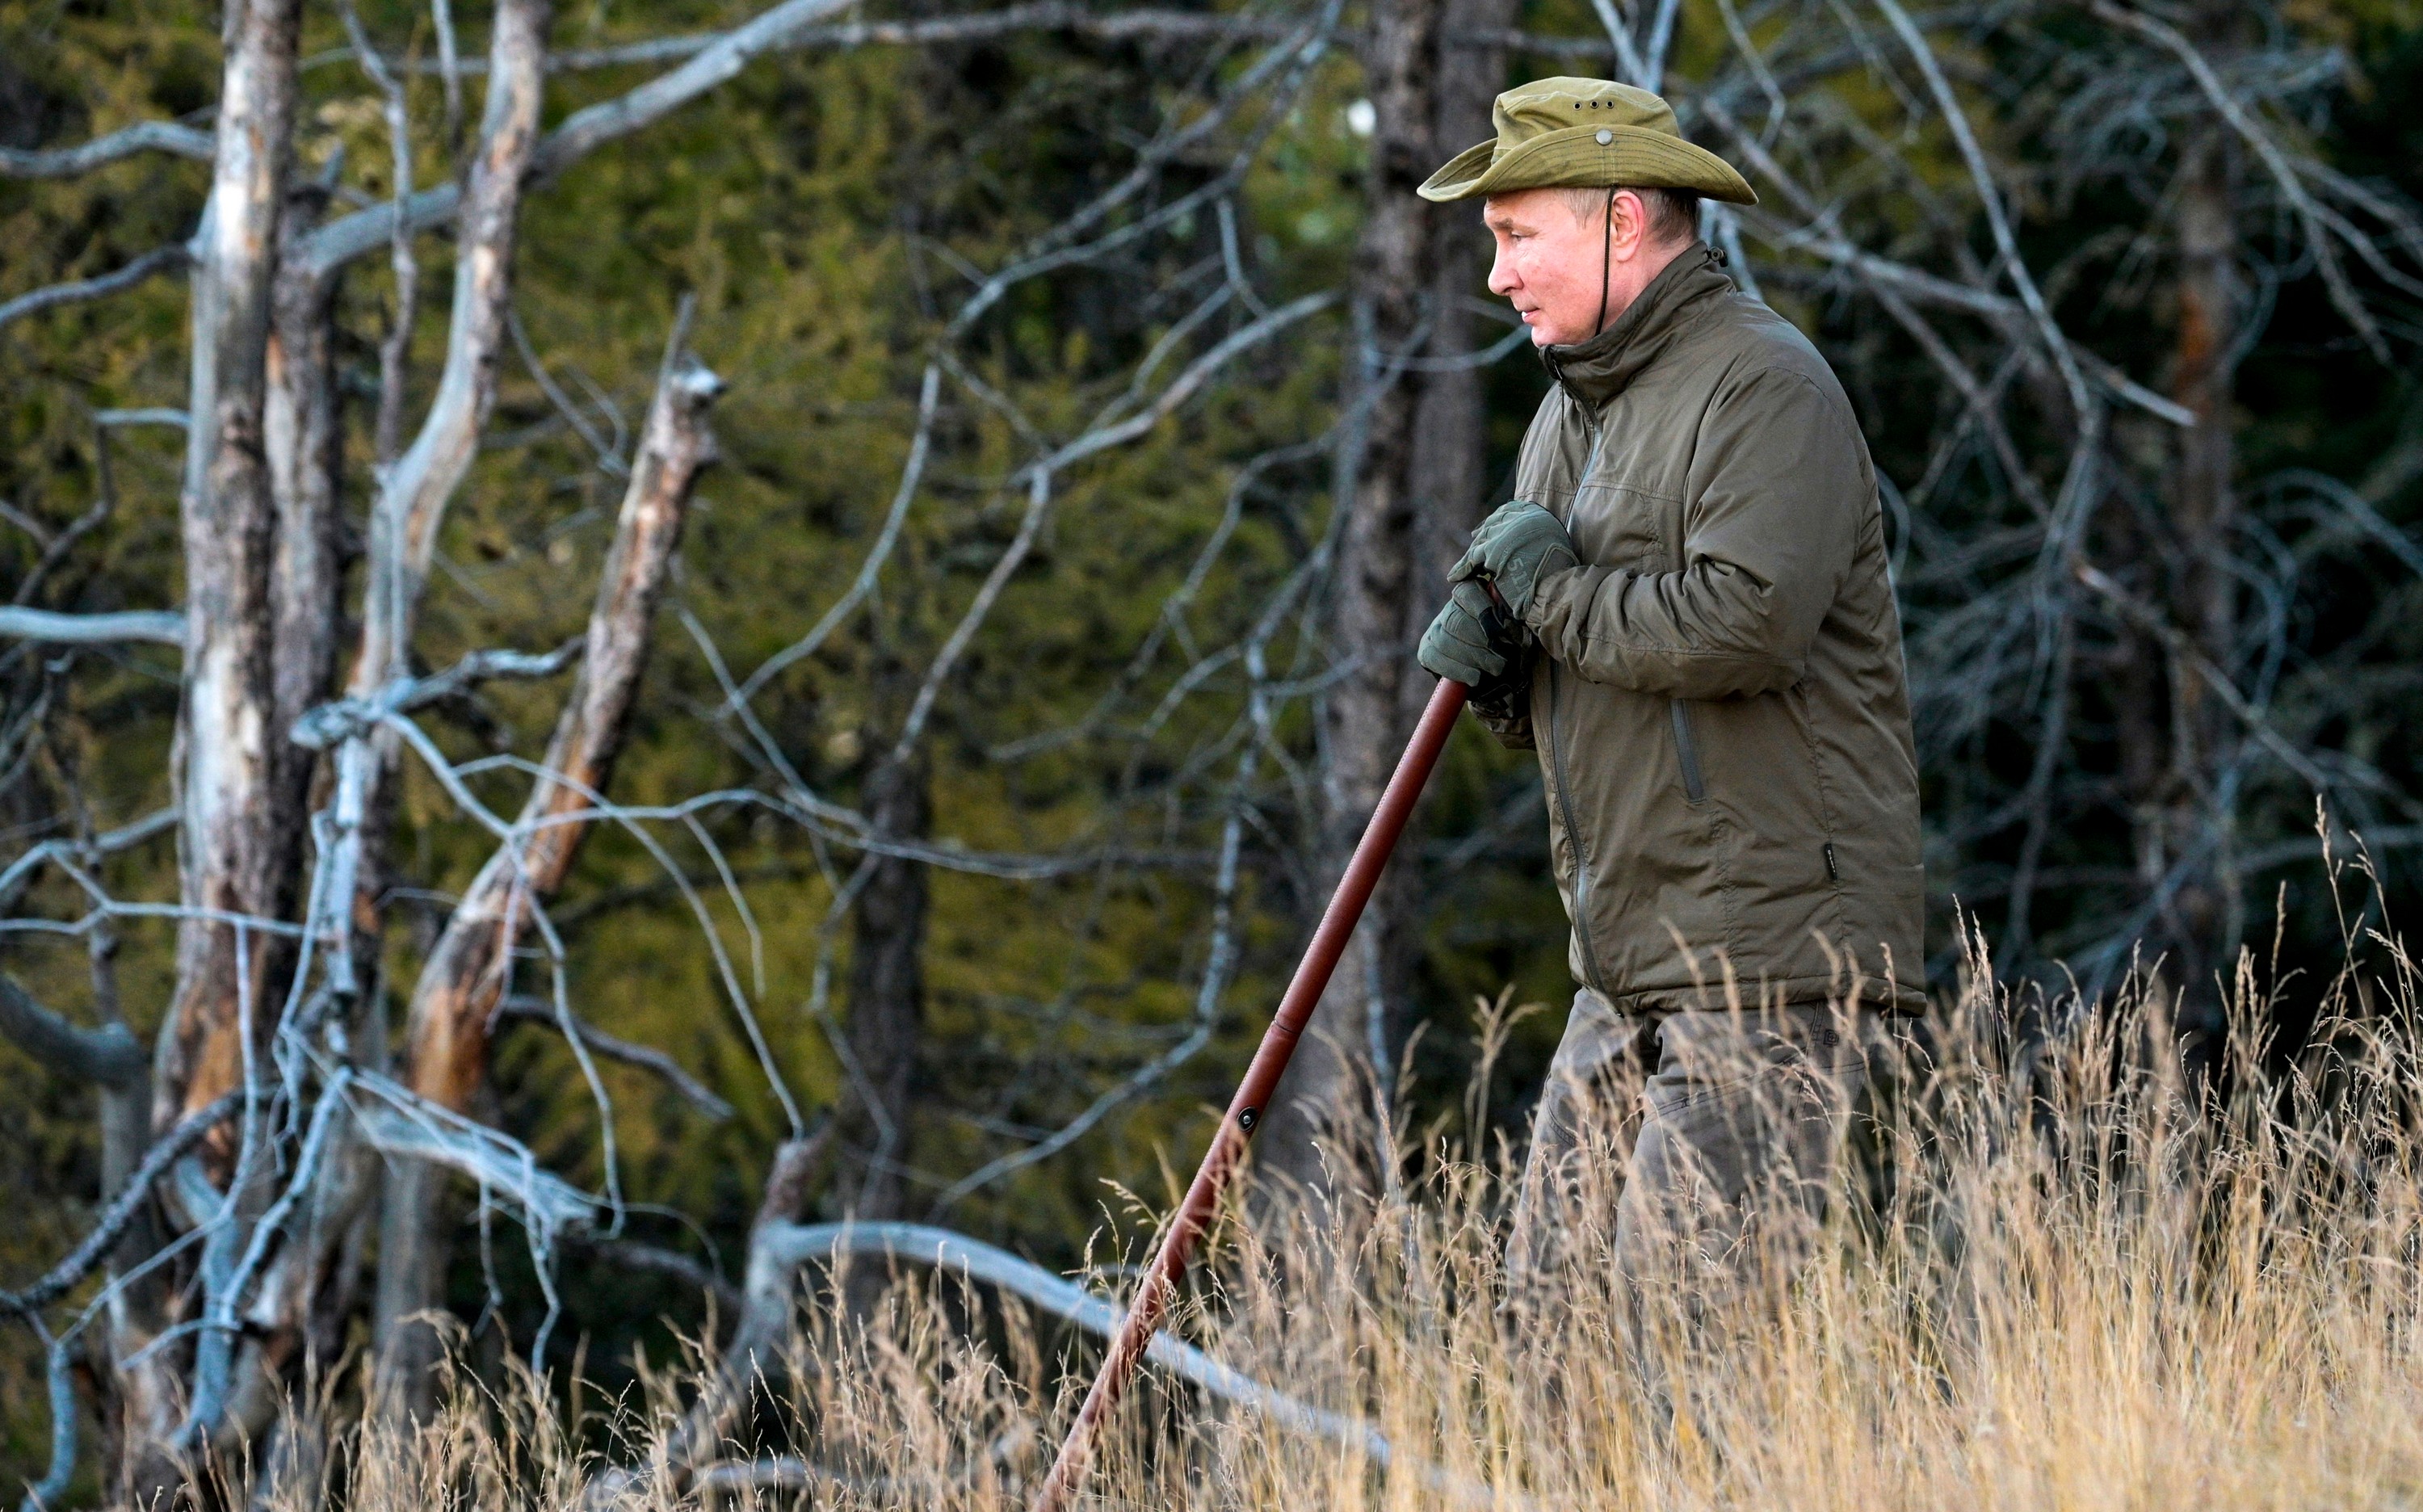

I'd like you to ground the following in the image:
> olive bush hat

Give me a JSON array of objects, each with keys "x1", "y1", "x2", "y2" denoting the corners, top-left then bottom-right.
[{"x1": 1418, "y1": 77, "x2": 1756, "y2": 205}]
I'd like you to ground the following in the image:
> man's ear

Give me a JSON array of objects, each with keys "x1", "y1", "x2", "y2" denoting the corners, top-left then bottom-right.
[{"x1": 1607, "y1": 189, "x2": 1651, "y2": 258}]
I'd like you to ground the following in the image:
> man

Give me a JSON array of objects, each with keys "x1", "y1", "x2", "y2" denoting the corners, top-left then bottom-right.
[{"x1": 1412, "y1": 79, "x2": 1925, "y2": 1351}]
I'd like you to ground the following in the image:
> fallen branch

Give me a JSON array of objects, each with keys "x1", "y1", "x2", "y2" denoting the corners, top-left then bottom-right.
[
  {"x1": 397, "y1": 330, "x2": 721, "y2": 1117},
  {"x1": 689, "y1": 1457, "x2": 883, "y2": 1497},
  {"x1": 727, "y1": 1221, "x2": 1509, "y2": 1506}
]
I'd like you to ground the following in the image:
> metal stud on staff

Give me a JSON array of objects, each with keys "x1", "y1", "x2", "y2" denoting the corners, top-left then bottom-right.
[{"x1": 1028, "y1": 678, "x2": 1471, "y2": 1512}]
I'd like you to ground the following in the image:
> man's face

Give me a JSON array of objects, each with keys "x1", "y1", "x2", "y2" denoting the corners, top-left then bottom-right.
[{"x1": 1484, "y1": 187, "x2": 1666, "y2": 347}]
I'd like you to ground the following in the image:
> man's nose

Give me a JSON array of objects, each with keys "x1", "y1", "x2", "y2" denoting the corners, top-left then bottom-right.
[{"x1": 1487, "y1": 246, "x2": 1517, "y2": 296}]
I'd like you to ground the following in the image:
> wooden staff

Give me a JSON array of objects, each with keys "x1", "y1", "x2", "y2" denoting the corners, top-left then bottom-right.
[{"x1": 1030, "y1": 677, "x2": 1471, "y2": 1512}]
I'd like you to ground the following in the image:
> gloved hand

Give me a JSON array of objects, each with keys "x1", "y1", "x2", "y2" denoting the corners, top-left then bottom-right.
[
  {"x1": 1417, "y1": 579, "x2": 1514, "y2": 686},
  {"x1": 1449, "y1": 500, "x2": 1578, "y2": 620}
]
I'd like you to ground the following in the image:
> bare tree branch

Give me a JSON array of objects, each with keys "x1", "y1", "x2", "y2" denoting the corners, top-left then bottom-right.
[
  {"x1": 349, "y1": 1077, "x2": 601, "y2": 1224},
  {"x1": 0, "y1": 120, "x2": 214, "y2": 178},
  {"x1": 718, "y1": 1220, "x2": 1505, "y2": 1505},
  {"x1": 2092, "y1": 0, "x2": 2393, "y2": 363},
  {"x1": 2074, "y1": 561, "x2": 2336, "y2": 794},
  {"x1": 290, "y1": 640, "x2": 582, "y2": 750},
  {"x1": 561, "y1": 2, "x2": 1287, "y2": 66},
  {"x1": 296, "y1": 0, "x2": 1335, "y2": 286},
  {"x1": 0, "y1": 977, "x2": 145, "y2": 1086},
  {"x1": 1875, "y1": 0, "x2": 2090, "y2": 416},
  {"x1": 355, "y1": 0, "x2": 552, "y2": 687},
  {"x1": 397, "y1": 335, "x2": 721, "y2": 1116},
  {"x1": 1699, "y1": 94, "x2": 2195, "y2": 428},
  {"x1": 531, "y1": 0, "x2": 856, "y2": 178},
  {"x1": 0, "y1": 808, "x2": 179, "y2": 911},
  {"x1": 0, "y1": 609, "x2": 185, "y2": 648},
  {"x1": 494, "y1": 996, "x2": 735, "y2": 1122},
  {"x1": 575, "y1": 1236, "x2": 740, "y2": 1312},
  {"x1": 0, "y1": 1094, "x2": 239, "y2": 1317},
  {"x1": 0, "y1": 245, "x2": 191, "y2": 335},
  {"x1": 376, "y1": 320, "x2": 726, "y2": 1396}
]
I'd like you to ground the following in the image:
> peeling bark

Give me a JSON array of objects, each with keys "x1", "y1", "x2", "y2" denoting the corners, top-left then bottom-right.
[
  {"x1": 125, "y1": 0, "x2": 306, "y2": 1492},
  {"x1": 157, "y1": 0, "x2": 305, "y2": 1135},
  {"x1": 266, "y1": 181, "x2": 346, "y2": 860},
  {"x1": 376, "y1": 343, "x2": 723, "y2": 1413}
]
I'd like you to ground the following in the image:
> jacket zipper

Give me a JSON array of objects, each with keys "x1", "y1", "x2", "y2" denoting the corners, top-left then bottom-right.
[
  {"x1": 1547, "y1": 661, "x2": 1609, "y2": 995},
  {"x1": 1669, "y1": 699, "x2": 1707, "y2": 804},
  {"x1": 1546, "y1": 401, "x2": 1610, "y2": 995}
]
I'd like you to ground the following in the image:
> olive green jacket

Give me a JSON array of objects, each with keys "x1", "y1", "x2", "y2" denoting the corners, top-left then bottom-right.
[{"x1": 1475, "y1": 243, "x2": 1925, "y2": 1013}]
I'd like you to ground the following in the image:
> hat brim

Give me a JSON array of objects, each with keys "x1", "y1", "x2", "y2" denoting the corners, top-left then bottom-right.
[{"x1": 1417, "y1": 123, "x2": 1757, "y2": 206}]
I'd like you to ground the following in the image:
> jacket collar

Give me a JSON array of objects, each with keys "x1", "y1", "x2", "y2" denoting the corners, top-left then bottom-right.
[{"x1": 1541, "y1": 242, "x2": 1733, "y2": 409}]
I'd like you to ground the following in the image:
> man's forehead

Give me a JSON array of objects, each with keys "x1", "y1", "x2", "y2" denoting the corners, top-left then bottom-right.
[
  {"x1": 1483, "y1": 187, "x2": 1578, "y2": 229},
  {"x1": 1481, "y1": 191, "x2": 1545, "y2": 229}
]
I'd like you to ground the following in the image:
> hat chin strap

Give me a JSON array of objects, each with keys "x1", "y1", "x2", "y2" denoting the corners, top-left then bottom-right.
[{"x1": 1594, "y1": 186, "x2": 1616, "y2": 338}]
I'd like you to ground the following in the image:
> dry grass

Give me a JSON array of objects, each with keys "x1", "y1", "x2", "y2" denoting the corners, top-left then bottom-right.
[{"x1": 256, "y1": 902, "x2": 2423, "y2": 1510}]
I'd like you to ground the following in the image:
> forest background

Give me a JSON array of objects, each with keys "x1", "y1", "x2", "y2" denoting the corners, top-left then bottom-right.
[{"x1": 3, "y1": 0, "x2": 2423, "y2": 1498}]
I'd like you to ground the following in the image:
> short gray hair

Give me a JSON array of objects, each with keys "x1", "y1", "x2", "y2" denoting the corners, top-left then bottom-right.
[{"x1": 1552, "y1": 184, "x2": 1701, "y2": 246}]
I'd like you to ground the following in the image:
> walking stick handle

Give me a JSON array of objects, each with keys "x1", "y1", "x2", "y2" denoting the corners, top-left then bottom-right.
[{"x1": 1029, "y1": 676, "x2": 1471, "y2": 1512}]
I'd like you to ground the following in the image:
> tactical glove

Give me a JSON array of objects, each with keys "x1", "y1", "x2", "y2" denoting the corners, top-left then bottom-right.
[
  {"x1": 1417, "y1": 579, "x2": 1512, "y2": 686},
  {"x1": 1449, "y1": 500, "x2": 1578, "y2": 621}
]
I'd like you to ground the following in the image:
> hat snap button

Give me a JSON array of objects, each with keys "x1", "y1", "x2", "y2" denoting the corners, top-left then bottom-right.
[{"x1": 1595, "y1": 129, "x2": 1613, "y2": 145}]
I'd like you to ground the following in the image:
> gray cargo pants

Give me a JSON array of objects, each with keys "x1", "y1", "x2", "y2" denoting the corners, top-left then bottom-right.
[{"x1": 1505, "y1": 989, "x2": 1899, "y2": 1364}]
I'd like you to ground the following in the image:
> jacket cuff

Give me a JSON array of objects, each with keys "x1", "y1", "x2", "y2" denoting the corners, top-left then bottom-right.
[{"x1": 1522, "y1": 562, "x2": 1604, "y2": 642}]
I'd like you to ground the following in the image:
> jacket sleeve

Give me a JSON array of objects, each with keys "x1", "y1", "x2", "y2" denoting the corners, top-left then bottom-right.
[{"x1": 1520, "y1": 366, "x2": 1867, "y2": 699}]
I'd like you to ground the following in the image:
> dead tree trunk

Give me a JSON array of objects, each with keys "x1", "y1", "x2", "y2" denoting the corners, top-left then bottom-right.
[
  {"x1": 376, "y1": 341, "x2": 722, "y2": 1415},
  {"x1": 124, "y1": 0, "x2": 305, "y2": 1487},
  {"x1": 1260, "y1": 0, "x2": 1509, "y2": 1200},
  {"x1": 639, "y1": 1126, "x2": 830, "y2": 1487},
  {"x1": 266, "y1": 182, "x2": 346, "y2": 884},
  {"x1": 154, "y1": 0, "x2": 304, "y2": 1139},
  {"x1": 2114, "y1": 14, "x2": 2245, "y2": 1032},
  {"x1": 842, "y1": 748, "x2": 929, "y2": 1221},
  {"x1": 335, "y1": 0, "x2": 553, "y2": 1023},
  {"x1": 115, "y1": 145, "x2": 359, "y2": 1506}
]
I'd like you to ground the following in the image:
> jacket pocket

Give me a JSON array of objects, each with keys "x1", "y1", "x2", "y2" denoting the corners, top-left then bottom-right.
[{"x1": 1669, "y1": 699, "x2": 1707, "y2": 805}]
